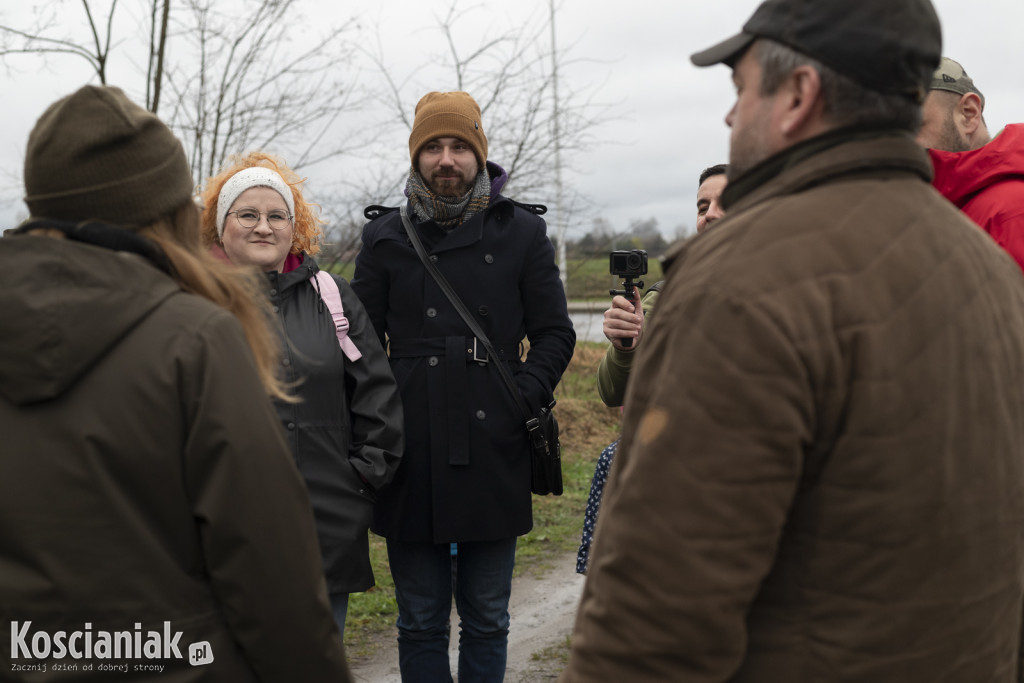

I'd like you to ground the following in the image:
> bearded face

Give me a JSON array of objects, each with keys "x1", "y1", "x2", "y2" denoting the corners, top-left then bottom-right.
[{"x1": 417, "y1": 137, "x2": 480, "y2": 197}]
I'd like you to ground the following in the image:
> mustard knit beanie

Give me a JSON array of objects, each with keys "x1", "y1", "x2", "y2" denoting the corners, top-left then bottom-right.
[
  {"x1": 408, "y1": 91, "x2": 488, "y2": 167},
  {"x1": 23, "y1": 85, "x2": 194, "y2": 227}
]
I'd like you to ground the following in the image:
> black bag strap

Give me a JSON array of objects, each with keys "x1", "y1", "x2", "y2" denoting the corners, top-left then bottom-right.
[{"x1": 400, "y1": 206, "x2": 543, "y2": 433}]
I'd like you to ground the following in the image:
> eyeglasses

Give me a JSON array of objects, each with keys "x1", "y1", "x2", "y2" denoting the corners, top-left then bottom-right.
[{"x1": 227, "y1": 208, "x2": 293, "y2": 230}]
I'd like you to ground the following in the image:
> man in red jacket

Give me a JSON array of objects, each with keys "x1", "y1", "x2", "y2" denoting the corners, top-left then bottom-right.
[{"x1": 918, "y1": 57, "x2": 1024, "y2": 270}]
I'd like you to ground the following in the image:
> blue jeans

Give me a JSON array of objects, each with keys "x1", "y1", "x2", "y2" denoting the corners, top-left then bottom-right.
[{"x1": 387, "y1": 537, "x2": 517, "y2": 683}]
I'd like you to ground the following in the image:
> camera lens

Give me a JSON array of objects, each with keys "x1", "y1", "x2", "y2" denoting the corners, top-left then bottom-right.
[{"x1": 626, "y1": 254, "x2": 641, "y2": 269}]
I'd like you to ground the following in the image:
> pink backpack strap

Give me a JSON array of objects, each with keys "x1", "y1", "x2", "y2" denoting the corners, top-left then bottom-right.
[{"x1": 312, "y1": 271, "x2": 362, "y2": 362}]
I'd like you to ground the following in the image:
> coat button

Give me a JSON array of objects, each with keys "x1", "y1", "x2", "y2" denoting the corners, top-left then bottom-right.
[
  {"x1": 429, "y1": 255, "x2": 438, "y2": 263},
  {"x1": 427, "y1": 308, "x2": 437, "y2": 318},
  {"x1": 273, "y1": 305, "x2": 280, "y2": 313},
  {"x1": 287, "y1": 422, "x2": 296, "y2": 430},
  {"x1": 484, "y1": 254, "x2": 494, "y2": 264},
  {"x1": 476, "y1": 410, "x2": 486, "y2": 420},
  {"x1": 269, "y1": 288, "x2": 278, "y2": 296},
  {"x1": 428, "y1": 356, "x2": 439, "y2": 367},
  {"x1": 282, "y1": 358, "x2": 291, "y2": 367},
  {"x1": 478, "y1": 305, "x2": 489, "y2": 316}
]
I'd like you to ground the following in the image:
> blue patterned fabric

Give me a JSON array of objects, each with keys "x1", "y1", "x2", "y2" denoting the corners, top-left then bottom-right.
[{"x1": 576, "y1": 439, "x2": 619, "y2": 574}]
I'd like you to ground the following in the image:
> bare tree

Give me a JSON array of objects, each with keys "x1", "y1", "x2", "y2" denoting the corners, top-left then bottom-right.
[
  {"x1": 160, "y1": 0, "x2": 368, "y2": 179},
  {"x1": 1, "y1": 1, "x2": 166, "y2": 103},
  {"x1": 2, "y1": 0, "x2": 612, "y2": 267},
  {"x1": 146, "y1": 0, "x2": 171, "y2": 113},
  {"x1": 1, "y1": 0, "x2": 367, "y2": 181}
]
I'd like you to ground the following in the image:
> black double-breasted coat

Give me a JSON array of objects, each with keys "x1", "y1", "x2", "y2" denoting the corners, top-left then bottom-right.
[{"x1": 351, "y1": 168, "x2": 575, "y2": 543}]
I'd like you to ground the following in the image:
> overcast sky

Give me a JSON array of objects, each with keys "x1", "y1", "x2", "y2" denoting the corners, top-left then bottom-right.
[{"x1": 2, "y1": 0, "x2": 1022, "y2": 237}]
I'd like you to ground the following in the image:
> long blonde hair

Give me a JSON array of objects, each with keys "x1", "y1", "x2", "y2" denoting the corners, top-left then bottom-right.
[
  {"x1": 20, "y1": 202, "x2": 292, "y2": 400},
  {"x1": 140, "y1": 202, "x2": 293, "y2": 402}
]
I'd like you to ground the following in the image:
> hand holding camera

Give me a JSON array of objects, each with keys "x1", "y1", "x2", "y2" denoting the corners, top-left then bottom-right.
[
  {"x1": 608, "y1": 249, "x2": 648, "y2": 349},
  {"x1": 603, "y1": 286, "x2": 645, "y2": 351}
]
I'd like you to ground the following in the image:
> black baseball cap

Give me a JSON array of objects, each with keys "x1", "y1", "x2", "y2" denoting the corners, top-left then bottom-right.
[{"x1": 690, "y1": 0, "x2": 942, "y2": 103}]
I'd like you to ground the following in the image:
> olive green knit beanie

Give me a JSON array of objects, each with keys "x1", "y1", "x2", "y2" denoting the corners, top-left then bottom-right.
[
  {"x1": 408, "y1": 91, "x2": 488, "y2": 168},
  {"x1": 23, "y1": 85, "x2": 194, "y2": 227}
]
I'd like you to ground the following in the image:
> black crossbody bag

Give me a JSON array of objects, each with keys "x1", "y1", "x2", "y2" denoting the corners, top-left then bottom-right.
[{"x1": 400, "y1": 205, "x2": 563, "y2": 496}]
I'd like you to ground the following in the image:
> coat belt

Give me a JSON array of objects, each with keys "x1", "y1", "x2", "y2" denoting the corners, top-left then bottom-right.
[
  {"x1": 388, "y1": 336, "x2": 522, "y2": 467},
  {"x1": 388, "y1": 336, "x2": 522, "y2": 363}
]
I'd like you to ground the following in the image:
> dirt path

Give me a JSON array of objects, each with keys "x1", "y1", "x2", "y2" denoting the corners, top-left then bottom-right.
[{"x1": 350, "y1": 551, "x2": 584, "y2": 682}]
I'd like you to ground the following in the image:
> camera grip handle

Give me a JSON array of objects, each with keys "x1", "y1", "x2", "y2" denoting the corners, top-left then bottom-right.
[{"x1": 609, "y1": 282, "x2": 643, "y2": 349}]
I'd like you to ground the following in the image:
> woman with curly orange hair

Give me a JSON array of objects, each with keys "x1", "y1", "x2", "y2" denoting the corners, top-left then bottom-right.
[{"x1": 200, "y1": 152, "x2": 404, "y2": 636}]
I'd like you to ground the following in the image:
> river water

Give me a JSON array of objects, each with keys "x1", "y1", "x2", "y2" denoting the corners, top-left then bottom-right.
[{"x1": 569, "y1": 311, "x2": 606, "y2": 344}]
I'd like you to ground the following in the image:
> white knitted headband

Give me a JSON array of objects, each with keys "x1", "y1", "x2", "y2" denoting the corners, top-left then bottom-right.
[{"x1": 216, "y1": 166, "x2": 296, "y2": 237}]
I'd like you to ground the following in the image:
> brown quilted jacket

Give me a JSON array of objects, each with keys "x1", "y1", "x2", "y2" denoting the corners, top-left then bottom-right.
[{"x1": 564, "y1": 132, "x2": 1024, "y2": 682}]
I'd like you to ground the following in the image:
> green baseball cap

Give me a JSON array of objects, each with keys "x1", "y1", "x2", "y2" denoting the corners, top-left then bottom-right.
[
  {"x1": 690, "y1": 0, "x2": 942, "y2": 104},
  {"x1": 930, "y1": 57, "x2": 985, "y2": 107}
]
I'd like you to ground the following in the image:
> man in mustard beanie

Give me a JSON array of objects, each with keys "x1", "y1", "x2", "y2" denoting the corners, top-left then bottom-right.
[
  {"x1": 352, "y1": 92, "x2": 575, "y2": 682},
  {"x1": 403, "y1": 91, "x2": 492, "y2": 226},
  {"x1": 408, "y1": 91, "x2": 488, "y2": 175}
]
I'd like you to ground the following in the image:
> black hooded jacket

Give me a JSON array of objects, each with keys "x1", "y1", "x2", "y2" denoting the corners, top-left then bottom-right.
[{"x1": 266, "y1": 254, "x2": 403, "y2": 593}]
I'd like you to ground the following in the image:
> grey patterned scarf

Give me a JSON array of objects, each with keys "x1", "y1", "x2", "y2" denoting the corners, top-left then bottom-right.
[{"x1": 406, "y1": 168, "x2": 490, "y2": 230}]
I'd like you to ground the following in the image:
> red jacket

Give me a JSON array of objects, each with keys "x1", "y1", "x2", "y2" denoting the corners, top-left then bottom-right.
[{"x1": 929, "y1": 123, "x2": 1024, "y2": 271}]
